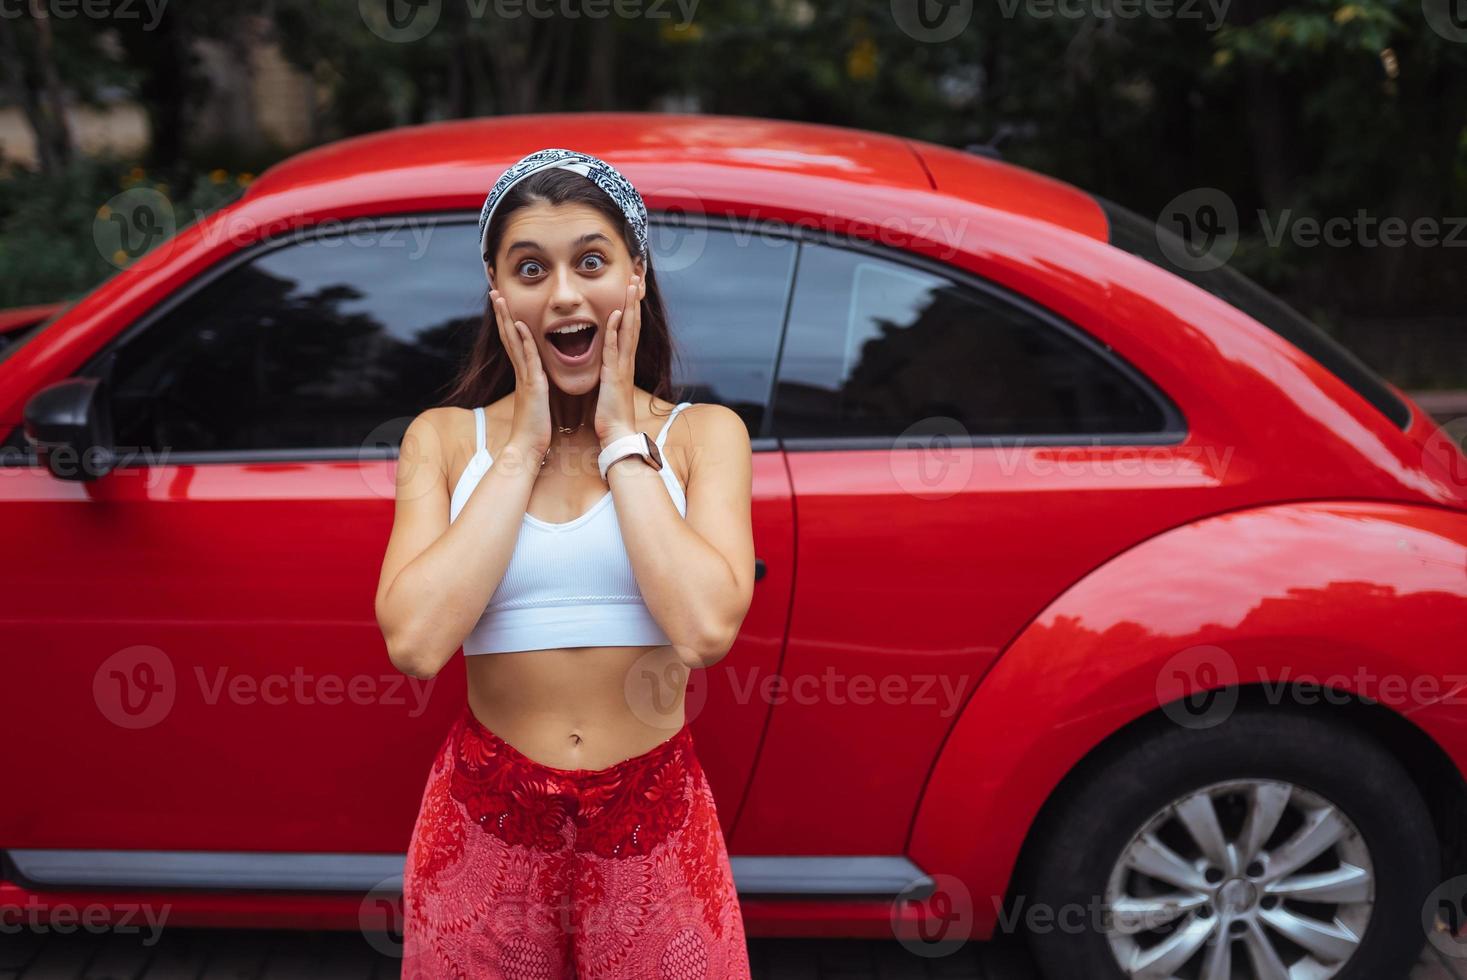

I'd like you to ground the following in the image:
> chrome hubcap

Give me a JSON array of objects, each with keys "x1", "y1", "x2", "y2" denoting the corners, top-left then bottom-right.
[{"x1": 1104, "y1": 779, "x2": 1374, "y2": 979}]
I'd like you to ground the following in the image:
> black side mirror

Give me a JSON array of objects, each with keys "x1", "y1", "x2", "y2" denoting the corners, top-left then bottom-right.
[{"x1": 23, "y1": 376, "x2": 117, "y2": 482}]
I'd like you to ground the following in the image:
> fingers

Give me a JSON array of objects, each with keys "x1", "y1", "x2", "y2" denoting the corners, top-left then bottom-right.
[
  {"x1": 627, "y1": 275, "x2": 641, "y2": 371},
  {"x1": 515, "y1": 319, "x2": 543, "y2": 383},
  {"x1": 490, "y1": 289, "x2": 524, "y2": 378}
]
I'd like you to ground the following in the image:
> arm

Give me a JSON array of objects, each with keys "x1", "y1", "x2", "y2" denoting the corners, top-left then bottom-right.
[
  {"x1": 374, "y1": 408, "x2": 541, "y2": 679},
  {"x1": 608, "y1": 403, "x2": 756, "y2": 669}
]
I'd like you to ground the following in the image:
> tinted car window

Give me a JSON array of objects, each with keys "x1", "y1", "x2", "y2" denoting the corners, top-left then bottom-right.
[
  {"x1": 1098, "y1": 195, "x2": 1411, "y2": 430},
  {"x1": 651, "y1": 221, "x2": 795, "y2": 436},
  {"x1": 771, "y1": 241, "x2": 1167, "y2": 439},
  {"x1": 105, "y1": 218, "x2": 486, "y2": 454},
  {"x1": 96, "y1": 217, "x2": 793, "y2": 457}
]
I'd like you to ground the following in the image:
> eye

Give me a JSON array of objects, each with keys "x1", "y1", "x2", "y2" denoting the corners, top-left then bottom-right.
[
  {"x1": 516, "y1": 259, "x2": 543, "y2": 278},
  {"x1": 581, "y1": 252, "x2": 606, "y2": 272}
]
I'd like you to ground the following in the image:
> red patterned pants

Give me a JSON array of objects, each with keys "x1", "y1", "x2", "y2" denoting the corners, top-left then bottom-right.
[{"x1": 401, "y1": 701, "x2": 752, "y2": 979}]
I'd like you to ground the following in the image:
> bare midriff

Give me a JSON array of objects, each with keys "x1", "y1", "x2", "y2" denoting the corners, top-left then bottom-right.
[
  {"x1": 464, "y1": 645, "x2": 690, "y2": 771},
  {"x1": 452, "y1": 394, "x2": 693, "y2": 772}
]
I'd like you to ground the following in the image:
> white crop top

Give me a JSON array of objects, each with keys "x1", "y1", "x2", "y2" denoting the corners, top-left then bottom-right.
[{"x1": 448, "y1": 401, "x2": 694, "y2": 654}]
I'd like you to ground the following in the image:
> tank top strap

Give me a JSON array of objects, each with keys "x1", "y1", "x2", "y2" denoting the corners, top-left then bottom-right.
[
  {"x1": 655, "y1": 401, "x2": 694, "y2": 451},
  {"x1": 473, "y1": 405, "x2": 486, "y2": 454}
]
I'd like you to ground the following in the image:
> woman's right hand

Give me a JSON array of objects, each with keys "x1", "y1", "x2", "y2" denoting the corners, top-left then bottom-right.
[{"x1": 490, "y1": 287, "x2": 551, "y2": 464}]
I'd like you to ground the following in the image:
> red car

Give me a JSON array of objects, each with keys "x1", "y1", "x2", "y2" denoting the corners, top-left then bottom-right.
[{"x1": 3, "y1": 113, "x2": 1465, "y2": 980}]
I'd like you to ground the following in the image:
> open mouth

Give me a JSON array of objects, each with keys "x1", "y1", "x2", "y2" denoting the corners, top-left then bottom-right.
[{"x1": 545, "y1": 320, "x2": 598, "y2": 362}]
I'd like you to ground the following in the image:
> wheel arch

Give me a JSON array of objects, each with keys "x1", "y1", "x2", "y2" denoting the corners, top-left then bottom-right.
[
  {"x1": 905, "y1": 499, "x2": 1467, "y2": 939},
  {"x1": 1000, "y1": 688, "x2": 1467, "y2": 932}
]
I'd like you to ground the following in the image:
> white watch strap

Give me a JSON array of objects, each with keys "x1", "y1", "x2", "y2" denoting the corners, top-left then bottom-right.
[{"x1": 598, "y1": 432, "x2": 651, "y2": 480}]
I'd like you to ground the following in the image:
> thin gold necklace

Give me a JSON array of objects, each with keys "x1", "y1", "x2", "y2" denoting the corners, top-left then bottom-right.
[{"x1": 541, "y1": 418, "x2": 584, "y2": 468}]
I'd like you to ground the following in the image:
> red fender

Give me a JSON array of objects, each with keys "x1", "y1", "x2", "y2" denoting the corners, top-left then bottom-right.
[{"x1": 908, "y1": 499, "x2": 1467, "y2": 938}]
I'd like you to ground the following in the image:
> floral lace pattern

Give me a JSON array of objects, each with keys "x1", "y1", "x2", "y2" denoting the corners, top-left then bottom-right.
[{"x1": 401, "y1": 703, "x2": 751, "y2": 979}]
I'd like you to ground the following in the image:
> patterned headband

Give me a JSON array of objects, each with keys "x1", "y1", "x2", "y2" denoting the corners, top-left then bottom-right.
[{"x1": 477, "y1": 147, "x2": 649, "y2": 263}]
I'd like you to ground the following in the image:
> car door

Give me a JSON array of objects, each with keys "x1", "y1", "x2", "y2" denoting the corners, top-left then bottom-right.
[
  {"x1": 731, "y1": 237, "x2": 1197, "y2": 857},
  {"x1": 2, "y1": 217, "x2": 493, "y2": 883},
  {"x1": 0, "y1": 213, "x2": 795, "y2": 887},
  {"x1": 635, "y1": 217, "x2": 797, "y2": 830}
]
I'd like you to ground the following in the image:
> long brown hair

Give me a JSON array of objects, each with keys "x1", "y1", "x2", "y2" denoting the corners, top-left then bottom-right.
[{"x1": 437, "y1": 168, "x2": 685, "y2": 417}]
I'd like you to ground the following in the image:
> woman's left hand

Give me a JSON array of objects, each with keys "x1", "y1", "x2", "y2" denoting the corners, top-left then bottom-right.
[{"x1": 595, "y1": 274, "x2": 644, "y2": 446}]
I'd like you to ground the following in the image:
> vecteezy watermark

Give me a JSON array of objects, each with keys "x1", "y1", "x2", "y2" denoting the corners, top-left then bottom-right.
[
  {"x1": 623, "y1": 645, "x2": 711, "y2": 730},
  {"x1": 0, "y1": 897, "x2": 171, "y2": 946},
  {"x1": 998, "y1": 0, "x2": 1229, "y2": 30},
  {"x1": 1157, "y1": 644, "x2": 1467, "y2": 729},
  {"x1": 0, "y1": 0, "x2": 168, "y2": 29},
  {"x1": 1156, "y1": 187, "x2": 1239, "y2": 272},
  {"x1": 890, "y1": 0, "x2": 973, "y2": 42},
  {"x1": 891, "y1": 416, "x2": 974, "y2": 501},
  {"x1": 1423, "y1": 0, "x2": 1467, "y2": 42},
  {"x1": 189, "y1": 210, "x2": 438, "y2": 259},
  {"x1": 1424, "y1": 876, "x2": 1467, "y2": 958},
  {"x1": 724, "y1": 666, "x2": 970, "y2": 717},
  {"x1": 1157, "y1": 644, "x2": 1240, "y2": 729},
  {"x1": 95, "y1": 187, "x2": 178, "y2": 271},
  {"x1": 697, "y1": 207, "x2": 972, "y2": 259},
  {"x1": 1257, "y1": 210, "x2": 1467, "y2": 249},
  {"x1": 1424, "y1": 416, "x2": 1467, "y2": 491},
  {"x1": 95, "y1": 191, "x2": 442, "y2": 272},
  {"x1": 622, "y1": 659, "x2": 970, "y2": 729},
  {"x1": 992, "y1": 440, "x2": 1238, "y2": 480},
  {"x1": 94, "y1": 645, "x2": 437, "y2": 729},
  {"x1": 994, "y1": 892, "x2": 1174, "y2": 935},
  {"x1": 891, "y1": 873, "x2": 974, "y2": 956},
  {"x1": 1158, "y1": 188, "x2": 1467, "y2": 271},
  {"x1": 4, "y1": 441, "x2": 176, "y2": 485},
  {"x1": 359, "y1": 0, "x2": 700, "y2": 43},
  {"x1": 359, "y1": 875, "x2": 406, "y2": 957}
]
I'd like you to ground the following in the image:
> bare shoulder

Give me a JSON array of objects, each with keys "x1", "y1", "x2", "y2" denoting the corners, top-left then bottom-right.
[
  {"x1": 676, "y1": 402, "x2": 751, "y2": 474},
  {"x1": 403, "y1": 404, "x2": 504, "y2": 495}
]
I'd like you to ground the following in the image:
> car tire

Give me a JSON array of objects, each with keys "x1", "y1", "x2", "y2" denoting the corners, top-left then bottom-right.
[{"x1": 1020, "y1": 707, "x2": 1439, "y2": 980}]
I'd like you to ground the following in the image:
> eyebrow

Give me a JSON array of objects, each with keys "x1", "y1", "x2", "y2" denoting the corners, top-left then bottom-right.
[{"x1": 506, "y1": 231, "x2": 614, "y2": 256}]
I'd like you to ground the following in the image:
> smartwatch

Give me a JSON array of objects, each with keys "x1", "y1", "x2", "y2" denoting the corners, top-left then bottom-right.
[{"x1": 598, "y1": 431, "x2": 664, "y2": 481}]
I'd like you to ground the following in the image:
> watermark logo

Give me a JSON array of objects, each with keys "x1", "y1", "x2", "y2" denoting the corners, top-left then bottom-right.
[
  {"x1": 94, "y1": 644, "x2": 176, "y2": 729},
  {"x1": 624, "y1": 646, "x2": 709, "y2": 729},
  {"x1": 360, "y1": 0, "x2": 441, "y2": 42},
  {"x1": 0, "y1": 0, "x2": 169, "y2": 29},
  {"x1": 1424, "y1": 876, "x2": 1467, "y2": 957},
  {"x1": 1157, "y1": 187, "x2": 1238, "y2": 272},
  {"x1": 1424, "y1": 415, "x2": 1467, "y2": 490},
  {"x1": 647, "y1": 188, "x2": 709, "y2": 274},
  {"x1": 93, "y1": 646, "x2": 437, "y2": 729},
  {"x1": 0, "y1": 897, "x2": 170, "y2": 945},
  {"x1": 1423, "y1": 0, "x2": 1467, "y2": 42},
  {"x1": 94, "y1": 187, "x2": 177, "y2": 271},
  {"x1": 359, "y1": 875, "x2": 406, "y2": 957},
  {"x1": 362, "y1": 414, "x2": 418, "y2": 502},
  {"x1": 891, "y1": 416, "x2": 973, "y2": 501},
  {"x1": 891, "y1": 872, "x2": 974, "y2": 956},
  {"x1": 891, "y1": 0, "x2": 973, "y2": 41},
  {"x1": 1156, "y1": 643, "x2": 1239, "y2": 729},
  {"x1": 997, "y1": 0, "x2": 1230, "y2": 30}
]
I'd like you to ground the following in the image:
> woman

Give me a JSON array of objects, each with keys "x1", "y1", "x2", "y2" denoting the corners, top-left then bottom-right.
[{"x1": 374, "y1": 148, "x2": 756, "y2": 978}]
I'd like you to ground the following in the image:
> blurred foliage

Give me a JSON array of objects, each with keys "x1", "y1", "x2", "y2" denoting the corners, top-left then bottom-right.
[
  {"x1": 0, "y1": 155, "x2": 247, "y2": 308},
  {"x1": 0, "y1": 0, "x2": 1463, "y2": 384}
]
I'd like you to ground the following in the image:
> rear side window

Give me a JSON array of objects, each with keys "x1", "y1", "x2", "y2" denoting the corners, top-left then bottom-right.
[
  {"x1": 1098, "y1": 196, "x2": 1411, "y2": 430},
  {"x1": 771, "y1": 240, "x2": 1169, "y2": 439}
]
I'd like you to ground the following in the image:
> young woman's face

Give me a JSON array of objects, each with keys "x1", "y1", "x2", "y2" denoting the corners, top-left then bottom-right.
[{"x1": 486, "y1": 201, "x2": 646, "y2": 392}]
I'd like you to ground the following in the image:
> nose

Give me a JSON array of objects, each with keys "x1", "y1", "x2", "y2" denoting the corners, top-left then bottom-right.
[{"x1": 548, "y1": 265, "x2": 585, "y2": 312}]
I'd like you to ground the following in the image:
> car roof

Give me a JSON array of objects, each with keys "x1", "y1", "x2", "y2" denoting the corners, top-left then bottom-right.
[{"x1": 241, "y1": 112, "x2": 1107, "y2": 241}]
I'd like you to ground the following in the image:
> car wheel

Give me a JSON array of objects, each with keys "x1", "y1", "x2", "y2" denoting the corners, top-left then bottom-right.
[{"x1": 1022, "y1": 708, "x2": 1438, "y2": 980}]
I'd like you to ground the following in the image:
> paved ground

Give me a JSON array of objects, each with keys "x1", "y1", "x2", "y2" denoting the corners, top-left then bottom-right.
[{"x1": 1, "y1": 928, "x2": 1463, "y2": 979}]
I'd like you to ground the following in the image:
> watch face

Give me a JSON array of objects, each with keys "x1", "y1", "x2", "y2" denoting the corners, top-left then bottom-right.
[{"x1": 644, "y1": 432, "x2": 664, "y2": 470}]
